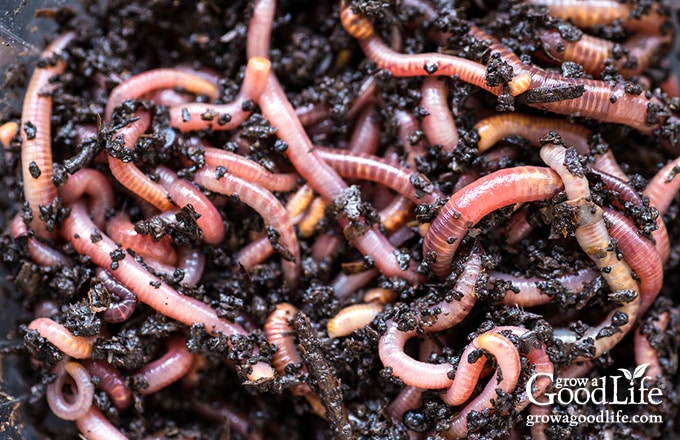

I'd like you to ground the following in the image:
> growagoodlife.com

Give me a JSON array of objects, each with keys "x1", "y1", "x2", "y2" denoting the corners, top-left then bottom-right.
[{"x1": 525, "y1": 409, "x2": 663, "y2": 427}]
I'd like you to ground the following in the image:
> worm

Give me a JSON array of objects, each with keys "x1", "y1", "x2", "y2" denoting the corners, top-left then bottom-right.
[
  {"x1": 444, "y1": 332, "x2": 522, "y2": 438},
  {"x1": 10, "y1": 212, "x2": 73, "y2": 268},
  {"x1": 394, "y1": 109, "x2": 427, "y2": 170},
  {"x1": 540, "y1": 29, "x2": 672, "y2": 79},
  {"x1": 297, "y1": 196, "x2": 328, "y2": 238},
  {"x1": 156, "y1": 165, "x2": 225, "y2": 245},
  {"x1": 96, "y1": 268, "x2": 138, "y2": 323},
  {"x1": 466, "y1": 25, "x2": 676, "y2": 142},
  {"x1": 263, "y1": 303, "x2": 326, "y2": 418},
  {"x1": 134, "y1": 335, "x2": 193, "y2": 395},
  {"x1": 83, "y1": 359, "x2": 132, "y2": 409},
  {"x1": 27, "y1": 317, "x2": 95, "y2": 359},
  {"x1": 421, "y1": 76, "x2": 459, "y2": 153},
  {"x1": 106, "y1": 111, "x2": 176, "y2": 211},
  {"x1": 75, "y1": 406, "x2": 127, "y2": 440},
  {"x1": 423, "y1": 166, "x2": 563, "y2": 278},
  {"x1": 315, "y1": 146, "x2": 443, "y2": 205},
  {"x1": 61, "y1": 201, "x2": 275, "y2": 382},
  {"x1": 193, "y1": 166, "x2": 300, "y2": 287},
  {"x1": 105, "y1": 68, "x2": 220, "y2": 120},
  {"x1": 46, "y1": 360, "x2": 95, "y2": 421},
  {"x1": 540, "y1": 144, "x2": 640, "y2": 358},
  {"x1": 258, "y1": 74, "x2": 425, "y2": 284},
  {"x1": 386, "y1": 336, "x2": 441, "y2": 422},
  {"x1": 340, "y1": 2, "x2": 532, "y2": 96},
  {"x1": 106, "y1": 212, "x2": 178, "y2": 266},
  {"x1": 473, "y1": 113, "x2": 627, "y2": 180},
  {"x1": 526, "y1": 0, "x2": 669, "y2": 32},
  {"x1": 59, "y1": 168, "x2": 115, "y2": 230},
  {"x1": 168, "y1": 57, "x2": 271, "y2": 132},
  {"x1": 201, "y1": 146, "x2": 299, "y2": 192},
  {"x1": 20, "y1": 31, "x2": 75, "y2": 239},
  {"x1": 327, "y1": 302, "x2": 385, "y2": 338},
  {"x1": 379, "y1": 248, "x2": 482, "y2": 389},
  {"x1": 246, "y1": 0, "x2": 277, "y2": 59},
  {"x1": 347, "y1": 104, "x2": 381, "y2": 155},
  {"x1": 634, "y1": 312, "x2": 671, "y2": 379}
]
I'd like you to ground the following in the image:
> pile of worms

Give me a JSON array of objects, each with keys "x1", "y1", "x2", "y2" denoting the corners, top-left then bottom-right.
[{"x1": 1, "y1": 0, "x2": 680, "y2": 438}]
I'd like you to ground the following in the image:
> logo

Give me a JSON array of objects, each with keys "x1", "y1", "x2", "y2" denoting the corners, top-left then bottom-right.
[{"x1": 525, "y1": 363, "x2": 664, "y2": 427}]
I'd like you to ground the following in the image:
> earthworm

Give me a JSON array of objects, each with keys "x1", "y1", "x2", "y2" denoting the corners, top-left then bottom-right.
[
  {"x1": 604, "y1": 208, "x2": 663, "y2": 317},
  {"x1": 540, "y1": 144, "x2": 640, "y2": 357},
  {"x1": 201, "y1": 146, "x2": 299, "y2": 192},
  {"x1": 484, "y1": 28, "x2": 674, "y2": 138},
  {"x1": 75, "y1": 406, "x2": 127, "y2": 440},
  {"x1": 394, "y1": 109, "x2": 427, "y2": 169},
  {"x1": 83, "y1": 359, "x2": 132, "y2": 409},
  {"x1": 378, "y1": 196, "x2": 414, "y2": 233},
  {"x1": 493, "y1": 267, "x2": 595, "y2": 307},
  {"x1": 106, "y1": 212, "x2": 178, "y2": 266},
  {"x1": 330, "y1": 226, "x2": 417, "y2": 300},
  {"x1": 46, "y1": 360, "x2": 94, "y2": 421},
  {"x1": 295, "y1": 103, "x2": 331, "y2": 128},
  {"x1": 106, "y1": 111, "x2": 176, "y2": 211},
  {"x1": 59, "y1": 168, "x2": 115, "y2": 229},
  {"x1": 347, "y1": 104, "x2": 381, "y2": 155},
  {"x1": 155, "y1": 165, "x2": 225, "y2": 245},
  {"x1": 526, "y1": 0, "x2": 669, "y2": 32},
  {"x1": 168, "y1": 57, "x2": 271, "y2": 133},
  {"x1": 315, "y1": 146, "x2": 443, "y2": 205},
  {"x1": 339, "y1": 2, "x2": 532, "y2": 96},
  {"x1": 423, "y1": 166, "x2": 563, "y2": 278},
  {"x1": 259, "y1": 74, "x2": 425, "y2": 283},
  {"x1": 540, "y1": 29, "x2": 672, "y2": 79},
  {"x1": 0, "y1": 120, "x2": 18, "y2": 162},
  {"x1": 502, "y1": 209, "x2": 534, "y2": 244},
  {"x1": 20, "y1": 31, "x2": 75, "y2": 239},
  {"x1": 473, "y1": 113, "x2": 627, "y2": 180},
  {"x1": 590, "y1": 169, "x2": 668, "y2": 264},
  {"x1": 644, "y1": 155, "x2": 680, "y2": 219},
  {"x1": 634, "y1": 312, "x2": 670, "y2": 379},
  {"x1": 10, "y1": 213, "x2": 73, "y2": 268},
  {"x1": 247, "y1": 0, "x2": 277, "y2": 59},
  {"x1": 298, "y1": 197, "x2": 328, "y2": 238},
  {"x1": 285, "y1": 184, "x2": 315, "y2": 219},
  {"x1": 263, "y1": 303, "x2": 326, "y2": 418},
  {"x1": 379, "y1": 249, "x2": 482, "y2": 389},
  {"x1": 134, "y1": 335, "x2": 193, "y2": 395},
  {"x1": 386, "y1": 336, "x2": 441, "y2": 421},
  {"x1": 192, "y1": 399, "x2": 265, "y2": 440},
  {"x1": 444, "y1": 332, "x2": 522, "y2": 439},
  {"x1": 96, "y1": 268, "x2": 138, "y2": 323},
  {"x1": 327, "y1": 302, "x2": 385, "y2": 338},
  {"x1": 105, "y1": 68, "x2": 219, "y2": 120},
  {"x1": 346, "y1": 75, "x2": 379, "y2": 120},
  {"x1": 193, "y1": 166, "x2": 300, "y2": 287},
  {"x1": 61, "y1": 201, "x2": 275, "y2": 382},
  {"x1": 235, "y1": 233, "x2": 278, "y2": 272},
  {"x1": 421, "y1": 77, "x2": 458, "y2": 152},
  {"x1": 27, "y1": 317, "x2": 94, "y2": 359},
  {"x1": 363, "y1": 288, "x2": 397, "y2": 304}
]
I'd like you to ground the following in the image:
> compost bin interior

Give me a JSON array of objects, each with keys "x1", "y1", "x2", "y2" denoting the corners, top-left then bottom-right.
[{"x1": 1, "y1": 0, "x2": 680, "y2": 439}]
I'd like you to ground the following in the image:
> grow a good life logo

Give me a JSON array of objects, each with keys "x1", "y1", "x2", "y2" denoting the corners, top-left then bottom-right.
[{"x1": 525, "y1": 363, "x2": 664, "y2": 427}]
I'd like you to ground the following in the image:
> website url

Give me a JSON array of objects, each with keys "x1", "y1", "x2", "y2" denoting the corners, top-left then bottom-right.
[{"x1": 526, "y1": 409, "x2": 663, "y2": 427}]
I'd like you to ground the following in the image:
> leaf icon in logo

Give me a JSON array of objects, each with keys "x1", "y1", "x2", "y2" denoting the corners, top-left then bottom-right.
[
  {"x1": 618, "y1": 368, "x2": 633, "y2": 382},
  {"x1": 633, "y1": 363, "x2": 649, "y2": 380}
]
